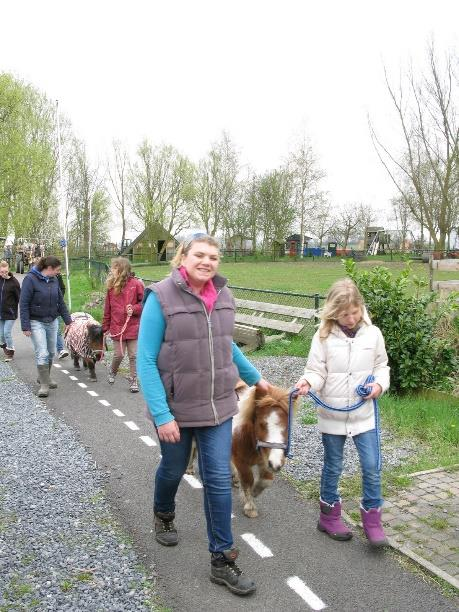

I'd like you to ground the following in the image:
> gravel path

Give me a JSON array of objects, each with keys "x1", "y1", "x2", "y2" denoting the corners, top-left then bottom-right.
[
  {"x1": 0, "y1": 362, "x2": 156, "y2": 611},
  {"x1": 250, "y1": 357, "x2": 415, "y2": 481}
]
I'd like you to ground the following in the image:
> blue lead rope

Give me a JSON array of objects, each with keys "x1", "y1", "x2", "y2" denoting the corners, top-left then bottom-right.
[{"x1": 286, "y1": 375, "x2": 382, "y2": 470}]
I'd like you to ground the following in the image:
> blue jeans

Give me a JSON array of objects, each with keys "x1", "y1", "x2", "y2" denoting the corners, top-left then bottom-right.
[
  {"x1": 30, "y1": 319, "x2": 58, "y2": 366},
  {"x1": 320, "y1": 430, "x2": 383, "y2": 510},
  {"x1": 0, "y1": 319, "x2": 15, "y2": 348},
  {"x1": 154, "y1": 418, "x2": 233, "y2": 553}
]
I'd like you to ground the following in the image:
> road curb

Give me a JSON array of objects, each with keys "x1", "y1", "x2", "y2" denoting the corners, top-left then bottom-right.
[{"x1": 342, "y1": 509, "x2": 459, "y2": 591}]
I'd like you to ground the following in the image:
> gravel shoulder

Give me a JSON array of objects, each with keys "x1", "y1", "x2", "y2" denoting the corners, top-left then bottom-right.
[{"x1": 0, "y1": 361, "x2": 157, "y2": 612}]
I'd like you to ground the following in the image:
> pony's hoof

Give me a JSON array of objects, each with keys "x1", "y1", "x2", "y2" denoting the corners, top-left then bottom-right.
[
  {"x1": 74, "y1": 366, "x2": 81, "y2": 371},
  {"x1": 244, "y1": 507, "x2": 258, "y2": 518}
]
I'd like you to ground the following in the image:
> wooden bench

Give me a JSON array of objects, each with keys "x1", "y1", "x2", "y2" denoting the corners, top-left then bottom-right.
[
  {"x1": 429, "y1": 258, "x2": 459, "y2": 297},
  {"x1": 233, "y1": 298, "x2": 317, "y2": 351}
]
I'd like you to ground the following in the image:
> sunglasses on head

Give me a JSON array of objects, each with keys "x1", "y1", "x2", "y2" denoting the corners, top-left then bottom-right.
[{"x1": 183, "y1": 232, "x2": 212, "y2": 249}]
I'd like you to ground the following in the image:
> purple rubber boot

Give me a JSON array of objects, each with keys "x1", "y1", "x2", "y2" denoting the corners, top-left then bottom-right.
[
  {"x1": 317, "y1": 499, "x2": 353, "y2": 541},
  {"x1": 360, "y1": 506, "x2": 388, "y2": 547}
]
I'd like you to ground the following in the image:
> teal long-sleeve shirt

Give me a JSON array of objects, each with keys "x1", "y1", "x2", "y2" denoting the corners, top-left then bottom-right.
[{"x1": 137, "y1": 291, "x2": 262, "y2": 426}]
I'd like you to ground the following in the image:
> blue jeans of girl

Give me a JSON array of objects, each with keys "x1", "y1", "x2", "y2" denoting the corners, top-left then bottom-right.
[
  {"x1": 30, "y1": 319, "x2": 58, "y2": 366},
  {"x1": 0, "y1": 319, "x2": 15, "y2": 348},
  {"x1": 154, "y1": 418, "x2": 233, "y2": 553},
  {"x1": 320, "y1": 429, "x2": 383, "y2": 510}
]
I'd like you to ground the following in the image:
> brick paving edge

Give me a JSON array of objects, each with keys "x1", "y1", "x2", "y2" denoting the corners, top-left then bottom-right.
[
  {"x1": 406, "y1": 464, "x2": 459, "y2": 478},
  {"x1": 342, "y1": 510, "x2": 459, "y2": 591}
]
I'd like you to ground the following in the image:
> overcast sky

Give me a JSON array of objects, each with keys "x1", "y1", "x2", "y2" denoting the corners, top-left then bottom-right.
[{"x1": 1, "y1": 0, "x2": 458, "y2": 239}]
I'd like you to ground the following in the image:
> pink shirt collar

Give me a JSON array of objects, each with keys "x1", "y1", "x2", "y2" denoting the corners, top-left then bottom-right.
[{"x1": 178, "y1": 266, "x2": 218, "y2": 313}]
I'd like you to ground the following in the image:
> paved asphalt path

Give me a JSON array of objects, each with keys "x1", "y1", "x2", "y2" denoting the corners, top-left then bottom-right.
[{"x1": 10, "y1": 311, "x2": 458, "y2": 611}]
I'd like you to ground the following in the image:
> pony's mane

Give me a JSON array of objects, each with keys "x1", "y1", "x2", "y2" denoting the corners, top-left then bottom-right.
[{"x1": 238, "y1": 385, "x2": 290, "y2": 424}]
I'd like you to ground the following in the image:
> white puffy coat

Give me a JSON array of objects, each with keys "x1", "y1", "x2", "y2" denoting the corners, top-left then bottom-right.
[{"x1": 302, "y1": 312, "x2": 390, "y2": 436}]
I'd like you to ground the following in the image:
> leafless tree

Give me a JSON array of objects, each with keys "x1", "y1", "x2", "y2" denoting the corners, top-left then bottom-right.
[
  {"x1": 130, "y1": 141, "x2": 194, "y2": 251},
  {"x1": 370, "y1": 44, "x2": 459, "y2": 250},
  {"x1": 107, "y1": 141, "x2": 132, "y2": 249},
  {"x1": 66, "y1": 139, "x2": 110, "y2": 252},
  {"x1": 287, "y1": 137, "x2": 326, "y2": 257},
  {"x1": 330, "y1": 203, "x2": 362, "y2": 249},
  {"x1": 308, "y1": 195, "x2": 334, "y2": 247},
  {"x1": 192, "y1": 132, "x2": 239, "y2": 238}
]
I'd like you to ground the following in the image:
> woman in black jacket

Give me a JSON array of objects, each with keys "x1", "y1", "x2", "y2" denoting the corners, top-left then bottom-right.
[
  {"x1": 20, "y1": 256, "x2": 72, "y2": 397},
  {"x1": 0, "y1": 260, "x2": 20, "y2": 361}
]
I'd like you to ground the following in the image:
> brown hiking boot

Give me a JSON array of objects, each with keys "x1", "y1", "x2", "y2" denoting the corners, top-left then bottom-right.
[
  {"x1": 154, "y1": 511, "x2": 178, "y2": 546},
  {"x1": 210, "y1": 548, "x2": 256, "y2": 596}
]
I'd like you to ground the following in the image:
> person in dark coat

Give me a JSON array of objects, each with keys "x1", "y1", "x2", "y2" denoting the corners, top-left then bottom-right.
[
  {"x1": 0, "y1": 260, "x2": 20, "y2": 361},
  {"x1": 20, "y1": 255, "x2": 72, "y2": 397}
]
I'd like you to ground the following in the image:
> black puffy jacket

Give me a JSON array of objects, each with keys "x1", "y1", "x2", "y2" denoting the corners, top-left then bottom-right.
[{"x1": 0, "y1": 273, "x2": 20, "y2": 320}]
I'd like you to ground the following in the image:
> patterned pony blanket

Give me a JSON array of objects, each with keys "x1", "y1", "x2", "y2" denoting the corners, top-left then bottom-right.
[{"x1": 65, "y1": 312, "x2": 101, "y2": 360}]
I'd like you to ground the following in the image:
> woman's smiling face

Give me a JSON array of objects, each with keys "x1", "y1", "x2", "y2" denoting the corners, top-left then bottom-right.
[{"x1": 181, "y1": 241, "x2": 220, "y2": 288}]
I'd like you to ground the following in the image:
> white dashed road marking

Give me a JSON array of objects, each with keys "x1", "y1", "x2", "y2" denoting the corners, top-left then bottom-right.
[
  {"x1": 139, "y1": 435, "x2": 157, "y2": 447},
  {"x1": 124, "y1": 421, "x2": 139, "y2": 431},
  {"x1": 99, "y1": 399, "x2": 111, "y2": 407},
  {"x1": 182, "y1": 474, "x2": 203, "y2": 489},
  {"x1": 240, "y1": 533, "x2": 273, "y2": 558},
  {"x1": 286, "y1": 576, "x2": 327, "y2": 610},
  {"x1": 69, "y1": 376, "x2": 78, "y2": 381},
  {"x1": 87, "y1": 390, "x2": 99, "y2": 397},
  {"x1": 61, "y1": 369, "x2": 69, "y2": 374},
  {"x1": 112, "y1": 409, "x2": 125, "y2": 417},
  {"x1": 78, "y1": 382, "x2": 88, "y2": 389},
  {"x1": 53, "y1": 363, "x2": 61, "y2": 368}
]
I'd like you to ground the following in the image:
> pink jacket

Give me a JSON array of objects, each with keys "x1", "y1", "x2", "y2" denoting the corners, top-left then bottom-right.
[{"x1": 102, "y1": 276, "x2": 144, "y2": 340}]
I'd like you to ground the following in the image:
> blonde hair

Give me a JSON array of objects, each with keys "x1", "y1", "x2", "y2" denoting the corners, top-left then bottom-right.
[
  {"x1": 170, "y1": 233, "x2": 220, "y2": 269},
  {"x1": 106, "y1": 257, "x2": 132, "y2": 294},
  {"x1": 0, "y1": 260, "x2": 9, "y2": 268},
  {"x1": 319, "y1": 278, "x2": 364, "y2": 339}
]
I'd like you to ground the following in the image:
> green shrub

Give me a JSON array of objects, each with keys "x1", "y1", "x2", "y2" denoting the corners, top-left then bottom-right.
[{"x1": 344, "y1": 259, "x2": 458, "y2": 394}]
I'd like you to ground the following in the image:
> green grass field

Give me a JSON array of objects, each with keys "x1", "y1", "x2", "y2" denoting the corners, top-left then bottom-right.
[{"x1": 133, "y1": 258, "x2": 457, "y2": 295}]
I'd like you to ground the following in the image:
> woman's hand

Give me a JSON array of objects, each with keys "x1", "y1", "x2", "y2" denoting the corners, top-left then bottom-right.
[
  {"x1": 23, "y1": 330, "x2": 32, "y2": 337},
  {"x1": 294, "y1": 377, "x2": 311, "y2": 396},
  {"x1": 126, "y1": 304, "x2": 133, "y2": 316},
  {"x1": 365, "y1": 382, "x2": 382, "y2": 399},
  {"x1": 157, "y1": 420, "x2": 180, "y2": 443}
]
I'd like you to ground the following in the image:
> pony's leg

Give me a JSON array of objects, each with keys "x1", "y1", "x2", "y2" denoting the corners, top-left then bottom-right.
[
  {"x1": 86, "y1": 358, "x2": 97, "y2": 381},
  {"x1": 72, "y1": 353, "x2": 81, "y2": 371},
  {"x1": 252, "y1": 466, "x2": 274, "y2": 498},
  {"x1": 185, "y1": 438, "x2": 197, "y2": 475},
  {"x1": 234, "y1": 461, "x2": 258, "y2": 518},
  {"x1": 231, "y1": 461, "x2": 240, "y2": 488}
]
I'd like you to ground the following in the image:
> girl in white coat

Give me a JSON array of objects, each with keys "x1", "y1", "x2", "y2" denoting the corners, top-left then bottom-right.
[{"x1": 295, "y1": 278, "x2": 390, "y2": 547}]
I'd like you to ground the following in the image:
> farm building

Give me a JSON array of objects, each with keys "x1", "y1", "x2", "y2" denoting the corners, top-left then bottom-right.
[
  {"x1": 285, "y1": 234, "x2": 313, "y2": 256},
  {"x1": 119, "y1": 223, "x2": 178, "y2": 263},
  {"x1": 225, "y1": 234, "x2": 253, "y2": 252}
]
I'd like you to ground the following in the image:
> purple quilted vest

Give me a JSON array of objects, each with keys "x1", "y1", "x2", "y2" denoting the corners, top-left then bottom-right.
[{"x1": 149, "y1": 269, "x2": 239, "y2": 427}]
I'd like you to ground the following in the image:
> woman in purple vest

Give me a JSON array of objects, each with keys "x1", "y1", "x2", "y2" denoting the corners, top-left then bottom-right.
[{"x1": 137, "y1": 233, "x2": 270, "y2": 597}]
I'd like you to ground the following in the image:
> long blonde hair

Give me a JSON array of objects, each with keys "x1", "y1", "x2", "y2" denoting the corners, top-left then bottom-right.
[
  {"x1": 106, "y1": 257, "x2": 132, "y2": 294},
  {"x1": 319, "y1": 278, "x2": 364, "y2": 339},
  {"x1": 170, "y1": 233, "x2": 220, "y2": 269}
]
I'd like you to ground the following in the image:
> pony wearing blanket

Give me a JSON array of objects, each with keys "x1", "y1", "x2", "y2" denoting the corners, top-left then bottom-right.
[{"x1": 64, "y1": 312, "x2": 104, "y2": 381}]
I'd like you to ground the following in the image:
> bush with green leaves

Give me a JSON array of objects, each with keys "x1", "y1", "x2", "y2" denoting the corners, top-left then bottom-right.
[{"x1": 343, "y1": 259, "x2": 458, "y2": 394}]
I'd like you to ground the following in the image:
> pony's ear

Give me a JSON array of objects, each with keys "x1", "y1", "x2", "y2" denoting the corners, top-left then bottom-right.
[{"x1": 255, "y1": 384, "x2": 271, "y2": 400}]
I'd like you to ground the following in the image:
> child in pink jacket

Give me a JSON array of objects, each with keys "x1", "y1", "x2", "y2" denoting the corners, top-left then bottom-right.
[{"x1": 102, "y1": 257, "x2": 144, "y2": 392}]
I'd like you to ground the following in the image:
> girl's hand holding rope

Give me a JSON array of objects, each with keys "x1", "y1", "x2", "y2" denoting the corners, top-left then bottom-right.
[{"x1": 294, "y1": 377, "x2": 311, "y2": 396}]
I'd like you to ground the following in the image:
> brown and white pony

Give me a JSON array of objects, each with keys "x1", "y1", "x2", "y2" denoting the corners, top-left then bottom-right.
[{"x1": 232, "y1": 382, "x2": 298, "y2": 518}]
